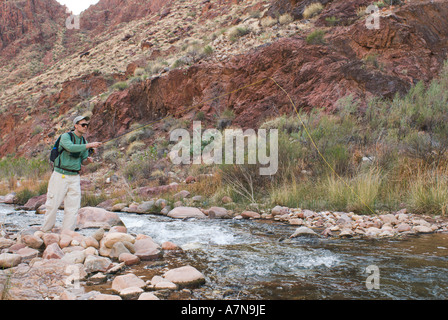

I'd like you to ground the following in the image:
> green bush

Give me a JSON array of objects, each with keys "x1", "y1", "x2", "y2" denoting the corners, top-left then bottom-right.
[
  {"x1": 228, "y1": 26, "x2": 250, "y2": 42},
  {"x1": 15, "y1": 188, "x2": 38, "y2": 205},
  {"x1": 306, "y1": 29, "x2": 326, "y2": 45},
  {"x1": 112, "y1": 81, "x2": 129, "y2": 91}
]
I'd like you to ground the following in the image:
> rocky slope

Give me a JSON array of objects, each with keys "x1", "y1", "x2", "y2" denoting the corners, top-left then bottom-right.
[{"x1": 0, "y1": 0, "x2": 448, "y2": 157}]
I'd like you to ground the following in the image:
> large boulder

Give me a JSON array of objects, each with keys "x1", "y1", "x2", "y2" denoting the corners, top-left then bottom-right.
[
  {"x1": 76, "y1": 207, "x2": 125, "y2": 229},
  {"x1": 167, "y1": 206, "x2": 206, "y2": 219}
]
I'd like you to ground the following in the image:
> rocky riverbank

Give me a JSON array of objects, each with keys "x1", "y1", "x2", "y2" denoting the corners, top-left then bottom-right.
[
  {"x1": 1, "y1": 189, "x2": 448, "y2": 300},
  {"x1": 0, "y1": 207, "x2": 205, "y2": 300}
]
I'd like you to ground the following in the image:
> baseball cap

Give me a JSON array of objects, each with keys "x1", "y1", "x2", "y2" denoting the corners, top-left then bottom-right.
[{"x1": 73, "y1": 115, "x2": 90, "y2": 125}]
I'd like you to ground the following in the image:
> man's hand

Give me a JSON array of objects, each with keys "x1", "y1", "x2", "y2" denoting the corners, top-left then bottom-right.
[
  {"x1": 82, "y1": 157, "x2": 94, "y2": 165},
  {"x1": 86, "y1": 142, "x2": 102, "y2": 149}
]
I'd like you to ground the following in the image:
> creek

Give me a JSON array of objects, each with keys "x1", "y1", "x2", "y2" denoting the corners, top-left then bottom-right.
[{"x1": 1, "y1": 204, "x2": 447, "y2": 299}]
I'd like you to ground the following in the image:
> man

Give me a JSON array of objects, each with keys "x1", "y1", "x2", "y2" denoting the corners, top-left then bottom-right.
[{"x1": 42, "y1": 116, "x2": 102, "y2": 232}]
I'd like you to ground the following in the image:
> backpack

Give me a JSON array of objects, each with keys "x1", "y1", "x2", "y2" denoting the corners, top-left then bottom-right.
[{"x1": 50, "y1": 132, "x2": 86, "y2": 163}]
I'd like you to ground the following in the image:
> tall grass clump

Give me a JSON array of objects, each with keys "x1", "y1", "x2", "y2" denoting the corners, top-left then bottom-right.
[{"x1": 303, "y1": 3, "x2": 324, "y2": 19}]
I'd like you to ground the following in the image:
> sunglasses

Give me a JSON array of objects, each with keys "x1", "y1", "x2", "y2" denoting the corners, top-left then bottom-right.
[{"x1": 78, "y1": 123, "x2": 89, "y2": 128}]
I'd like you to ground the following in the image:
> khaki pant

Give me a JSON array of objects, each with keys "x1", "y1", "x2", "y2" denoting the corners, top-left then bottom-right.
[{"x1": 42, "y1": 171, "x2": 81, "y2": 232}]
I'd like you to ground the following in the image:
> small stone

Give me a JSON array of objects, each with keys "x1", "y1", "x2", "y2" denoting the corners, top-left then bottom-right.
[
  {"x1": 162, "y1": 241, "x2": 180, "y2": 250},
  {"x1": 154, "y1": 281, "x2": 178, "y2": 290},
  {"x1": 89, "y1": 272, "x2": 107, "y2": 284},
  {"x1": 339, "y1": 228, "x2": 354, "y2": 238},
  {"x1": 150, "y1": 275, "x2": 164, "y2": 286},
  {"x1": 366, "y1": 227, "x2": 381, "y2": 237},
  {"x1": 396, "y1": 223, "x2": 411, "y2": 233},
  {"x1": 109, "y1": 241, "x2": 130, "y2": 259},
  {"x1": 42, "y1": 233, "x2": 60, "y2": 247},
  {"x1": 62, "y1": 250, "x2": 86, "y2": 264},
  {"x1": 21, "y1": 235, "x2": 43, "y2": 249},
  {"x1": 241, "y1": 211, "x2": 261, "y2": 219},
  {"x1": 412, "y1": 225, "x2": 433, "y2": 233},
  {"x1": 93, "y1": 294, "x2": 122, "y2": 300},
  {"x1": 151, "y1": 199, "x2": 165, "y2": 210},
  {"x1": 289, "y1": 218, "x2": 304, "y2": 225},
  {"x1": 138, "y1": 292, "x2": 160, "y2": 300},
  {"x1": 42, "y1": 243, "x2": 64, "y2": 259},
  {"x1": 103, "y1": 232, "x2": 135, "y2": 249},
  {"x1": 106, "y1": 262, "x2": 126, "y2": 274},
  {"x1": 111, "y1": 203, "x2": 127, "y2": 212},
  {"x1": 119, "y1": 253, "x2": 140, "y2": 266},
  {"x1": 84, "y1": 236, "x2": 99, "y2": 249},
  {"x1": 120, "y1": 287, "x2": 144, "y2": 300},
  {"x1": 84, "y1": 255, "x2": 112, "y2": 273},
  {"x1": 0, "y1": 238, "x2": 15, "y2": 249},
  {"x1": 92, "y1": 228, "x2": 105, "y2": 242},
  {"x1": 221, "y1": 196, "x2": 232, "y2": 204},
  {"x1": 271, "y1": 205, "x2": 288, "y2": 216},
  {"x1": 174, "y1": 190, "x2": 190, "y2": 200},
  {"x1": 59, "y1": 234, "x2": 72, "y2": 248}
]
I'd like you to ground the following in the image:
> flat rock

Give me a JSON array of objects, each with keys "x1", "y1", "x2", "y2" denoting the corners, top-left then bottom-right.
[
  {"x1": 154, "y1": 280, "x2": 178, "y2": 290},
  {"x1": 92, "y1": 294, "x2": 122, "y2": 300},
  {"x1": 119, "y1": 286, "x2": 144, "y2": 300},
  {"x1": 241, "y1": 211, "x2": 261, "y2": 219},
  {"x1": 112, "y1": 274, "x2": 146, "y2": 293},
  {"x1": 167, "y1": 206, "x2": 206, "y2": 219},
  {"x1": 412, "y1": 225, "x2": 433, "y2": 233},
  {"x1": 138, "y1": 292, "x2": 160, "y2": 300},
  {"x1": 163, "y1": 265, "x2": 205, "y2": 287},
  {"x1": 16, "y1": 247, "x2": 39, "y2": 261}
]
